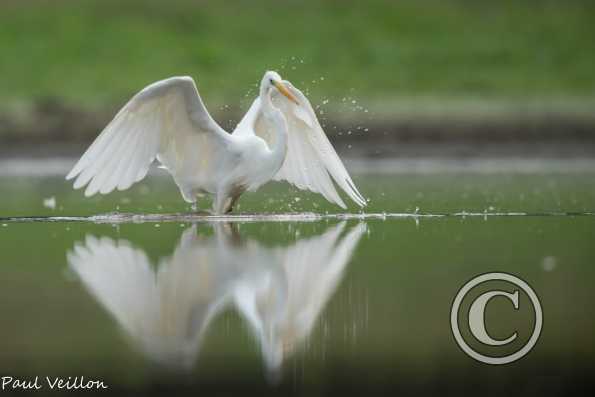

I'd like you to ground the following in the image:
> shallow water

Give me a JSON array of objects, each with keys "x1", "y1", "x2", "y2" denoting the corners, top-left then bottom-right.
[{"x1": 0, "y1": 165, "x2": 594, "y2": 395}]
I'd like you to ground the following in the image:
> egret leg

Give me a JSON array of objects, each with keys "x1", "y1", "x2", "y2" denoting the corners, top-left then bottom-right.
[
  {"x1": 225, "y1": 194, "x2": 241, "y2": 214},
  {"x1": 221, "y1": 197, "x2": 234, "y2": 214},
  {"x1": 215, "y1": 185, "x2": 244, "y2": 214},
  {"x1": 214, "y1": 190, "x2": 230, "y2": 215}
]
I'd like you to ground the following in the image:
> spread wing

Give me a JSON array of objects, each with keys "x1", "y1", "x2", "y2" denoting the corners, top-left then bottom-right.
[
  {"x1": 237, "y1": 82, "x2": 366, "y2": 208},
  {"x1": 67, "y1": 236, "x2": 159, "y2": 337},
  {"x1": 67, "y1": 227, "x2": 236, "y2": 368},
  {"x1": 280, "y1": 221, "x2": 366, "y2": 329},
  {"x1": 232, "y1": 222, "x2": 366, "y2": 375},
  {"x1": 66, "y1": 76, "x2": 230, "y2": 197}
]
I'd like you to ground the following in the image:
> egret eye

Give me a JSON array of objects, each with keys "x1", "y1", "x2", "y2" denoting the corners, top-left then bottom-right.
[{"x1": 269, "y1": 78, "x2": 274, "y2": 85}]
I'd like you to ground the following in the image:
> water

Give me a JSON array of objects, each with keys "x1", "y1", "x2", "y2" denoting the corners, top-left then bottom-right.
[{"x1": 0, "y1": 162, "x2": 594, "y2": 394}]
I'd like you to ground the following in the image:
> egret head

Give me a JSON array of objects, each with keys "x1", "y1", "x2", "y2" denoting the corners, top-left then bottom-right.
[{"x1": 262, "y1": 71, "x2": 299, "y2": 105}]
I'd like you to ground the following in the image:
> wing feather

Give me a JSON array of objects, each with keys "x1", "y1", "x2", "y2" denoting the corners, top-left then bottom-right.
[
  {"x1": 85, "y1": 118, "x2": 142, "y2": 196},
  {"x1": 67, "y1": 76, "x2": 229, "y2": 197},
  {"x1": 246, "y1": 82, "x2": 366, "y2": 208}
]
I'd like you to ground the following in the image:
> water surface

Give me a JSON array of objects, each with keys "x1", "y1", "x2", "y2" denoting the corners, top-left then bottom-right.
[{"x1": 0, "y1": 165, "x2": 594, "y2": 395}]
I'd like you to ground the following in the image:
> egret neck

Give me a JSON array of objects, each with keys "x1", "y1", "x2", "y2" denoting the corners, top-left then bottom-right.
[{"x1": 260, "y1": 78, "x2": 289, "y2": 175}]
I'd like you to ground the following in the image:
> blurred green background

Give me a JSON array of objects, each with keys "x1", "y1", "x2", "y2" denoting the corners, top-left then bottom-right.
[{"x1": 1, "y1": 0, "x2": 595, "y2": 143}]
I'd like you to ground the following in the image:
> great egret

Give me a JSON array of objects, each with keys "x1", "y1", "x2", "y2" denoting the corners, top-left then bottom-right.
[
  {"x1": 68, "y1": 222, "x2": 364, "y2": 373},
  {"x1": 66, "y1": 71, "x2": 366, "y2": 214}
]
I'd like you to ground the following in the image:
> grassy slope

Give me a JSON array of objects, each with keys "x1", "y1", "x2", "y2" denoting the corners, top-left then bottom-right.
[{"x1": 1, "y1": 0, "x2": 594, "y2": 116}]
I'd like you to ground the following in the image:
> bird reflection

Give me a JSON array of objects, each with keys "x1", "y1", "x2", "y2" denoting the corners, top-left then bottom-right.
[{"x1": 67, "y1": 221, "x2": 365, "y2": 378}]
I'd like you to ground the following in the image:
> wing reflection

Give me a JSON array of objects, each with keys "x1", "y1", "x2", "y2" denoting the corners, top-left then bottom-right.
[{"x1": 68, "y1": 221, "x2": 365, "y2": 378}]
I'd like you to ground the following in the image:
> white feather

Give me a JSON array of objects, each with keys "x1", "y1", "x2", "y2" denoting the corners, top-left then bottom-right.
[
  {"x1": 67, "y1": 76, "x2": 230, "y2": 198},
  {"x1": 240, "y1": 82, "x2": 366, "y2": 208},
  {"x1": 68, "y1": 71, "x2": 365, "y2": 212}
]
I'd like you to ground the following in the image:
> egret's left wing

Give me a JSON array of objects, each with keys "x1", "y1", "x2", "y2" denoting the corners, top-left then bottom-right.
[{"x1": 248, "y1": 83, "x2": 366, "y2": 209}]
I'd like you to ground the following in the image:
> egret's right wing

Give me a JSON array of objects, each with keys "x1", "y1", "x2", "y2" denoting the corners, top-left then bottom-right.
[
  {"x1": 66, "y1": 76, "x2": 231, "y2": 197},
  {"x1": 67, "y1": 235, "x2": 159, "y2": 335},
  {"x1": 68, "y1": 228, "x2": 237, "y2": 368}
]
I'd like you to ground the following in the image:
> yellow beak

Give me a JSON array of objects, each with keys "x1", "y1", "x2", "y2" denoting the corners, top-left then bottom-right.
[{"x1": 273, "y1": 81, "x2": 299, "y2": 105}]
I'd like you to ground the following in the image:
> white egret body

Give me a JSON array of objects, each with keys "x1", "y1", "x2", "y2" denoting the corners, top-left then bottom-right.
[{"x1": 66, "y1": 71, "x2": 365, "y2": 214}]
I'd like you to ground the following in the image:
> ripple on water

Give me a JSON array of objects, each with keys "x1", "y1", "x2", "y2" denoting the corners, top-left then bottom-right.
[{"x1": 0, "y1": 211, "x2": 593, "y2": 224}]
